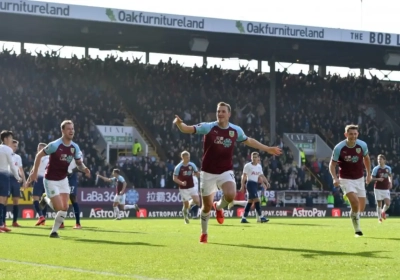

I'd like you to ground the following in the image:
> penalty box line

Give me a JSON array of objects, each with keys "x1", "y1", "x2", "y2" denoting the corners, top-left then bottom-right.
[{"x1": 0, "y1": 258, "x2": 166, "y2": 280}]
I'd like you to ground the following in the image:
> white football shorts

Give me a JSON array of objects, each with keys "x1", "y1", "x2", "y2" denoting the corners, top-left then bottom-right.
[
  {"x1": 114, "y1": 194, "x2": 126, "y2": 205},
  {"x1": 374, "y1": 189, "x2": 390, "y2": 201},
  {"x1": 200, "y1": 170, "x2": 235, "y2": 197},
  {"x1": 339, "y1": 177, "x2": 366, "y2": 198},
  {"x1": 43, "y1": 177, "x2": 70, "y2": 198},
  {"x1": 179, "y1": 186, "x2": 198, "y2": 201}
]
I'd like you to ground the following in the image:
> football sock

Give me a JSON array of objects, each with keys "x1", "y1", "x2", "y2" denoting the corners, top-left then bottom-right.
[
  {"x1": 72, "y1": 202, "x2": 80, "y2": 224},
  {"x1": 216, "y1": 197, "x2": 229, "y2": 210},
  {"x1": 201, "y1": 211, "x2": 210, "y2": 234},
  {"x1": 0, "y1": 204, "x2": 4, "y2": 226},
  {"x1": 51, "y1": 210, "x2": 67, "y2": 233},
  {"x1": 243, "y1": 202, "x2": 252, "y2": 218},
  {"x1": 350, "y1": 211, "x2": 361, "y2": 232},
  {"x1": 42, "y1": 205, "x2": 47, "y2": 218},
  {"x1": 234, "y1": 200, "x2": 247, "y2": 207},
  {"x1": 113, "y1": 206, "x2": 120, "y2": 218},
  {"x1": 12, "y1": 205, "x2": 19, "y2": 223},
  {"x1": 383, "y1": 204, "x2": 390, "y2": 213},
  {"x1": 254, "y1": 201, "x2": 262, "y2": 217},
  {"x1": 33, "y1": 201, "x2": 43, "y2": 217},
  {"x1": 377, "y1": 206, "x2": 382, "y2": 219}
]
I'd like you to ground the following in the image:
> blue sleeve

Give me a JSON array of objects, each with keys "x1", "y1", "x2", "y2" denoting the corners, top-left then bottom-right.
[
  {"x1": 357, "y1": 140, "x2": 369, "y2": 156},
  {"x1": 174, "y1": 163, "x2": 182, "y2": 176},
  {"x1": 190, "y1": 162, "x2": 199, "y2": 172},
  {"x1": 331, "y1": 145, "x2": 342, "y2": 162},
  {"x1": 387, "y1": 166, "x2": 392, "y2": 175},
  {"x1": 72, "y1": 143, "x2": 82, "y2": 160},
  {"x1": 43, "y1": 141, "x2": 58, "y2": 155},
  {"x1": 372, "y1": 166, "x2": 379, "y2": 177},
  {"x1": 110, "y1": 177, "x2": 116, "y2": 183},
  {"x1": 118, "y1": 175, "x2": 125, "y2": 183},
  {"x1": 232, "y1": 124, "x2": 248, "y2": 142},
  {"x1": 193, "y1": 122, "x2": 214, "y2": 135}
]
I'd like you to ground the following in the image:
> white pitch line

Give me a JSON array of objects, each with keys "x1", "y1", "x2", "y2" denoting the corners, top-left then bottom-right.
[{"x1": 0, "y1": 258, "x2": 166, "y2": 280}]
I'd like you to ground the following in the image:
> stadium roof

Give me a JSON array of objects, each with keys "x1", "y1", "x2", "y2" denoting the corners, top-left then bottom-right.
[{"x1": 1, "y1": 12, "x2": 400, "y2": 71}]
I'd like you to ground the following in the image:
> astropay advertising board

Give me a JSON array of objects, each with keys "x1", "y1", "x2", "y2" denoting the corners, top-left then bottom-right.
[
  {"x1": 2, "y1": 1, "x2": 400, "y2": 47},
  {"x1": 14, "y1": 205, "x2": 382, "y2": 219}
]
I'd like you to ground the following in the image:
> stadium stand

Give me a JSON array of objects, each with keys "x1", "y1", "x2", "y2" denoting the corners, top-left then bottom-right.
[
  {"x1": 1, "y1": 50, "x2": 399, "y2": 195},
  {"x1": 0, "y1": 49, "x2": 125, "y2": 186}
]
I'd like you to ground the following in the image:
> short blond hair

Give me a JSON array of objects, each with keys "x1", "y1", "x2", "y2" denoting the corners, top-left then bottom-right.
[
  {"x1": 61, "y1": 120, "x2": 74, "y2": 130},
  {"x1": 181, "y1": 151, "x2": 190, "y2": 157},
  {"x1": 345, "y1": 124, "x2": 358, "y2": 132},
  {"x1": 251, "y1": 152, "x2": 259, "y2": 157},
  {"x1": 217, "y1": 102, "x2": 231, "y2": 112}
]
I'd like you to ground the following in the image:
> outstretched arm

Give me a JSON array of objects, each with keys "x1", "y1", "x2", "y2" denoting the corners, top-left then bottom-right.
[
  {"x1": 96, "y1": 173, "x2": 111, "y2": 182},
  {"x1": 173, "y1": 115, "x2": 195, "y2": 134},
  {"x1": 243, "y1": 138, "x2": 282, "y2": 156}
]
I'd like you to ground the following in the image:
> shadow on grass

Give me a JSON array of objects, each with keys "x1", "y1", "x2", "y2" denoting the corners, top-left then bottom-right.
[
  {"x1": 69, "y1": 238, "x2": 164, "y2": 247},
  {"x1": 366, "y1": 236, "x2": 400, "y2": 242},
  {"x1": 211, "y1": 243, "x2": 391, "y2": 259},
  {"x1": 30, "y1": 226, "x2": 146, "y2": 234},
  {"x1": 11, "y1": 232, "x2": 163, "y2": 247},
  {"x1": 210, "y1": 224, "x2": 246, "y2": 227},
  {"x1": 270, "y1": 222, "x2": 330, "y2": 227}
]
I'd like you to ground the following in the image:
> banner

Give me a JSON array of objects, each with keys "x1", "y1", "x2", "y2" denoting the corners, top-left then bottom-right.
[
  {"x1": 95, "y1": 124, "x2": 148, "y2": 155},
  {"x1": 285, "y1": 133, "x2": 316, "y2": 153},
  {"x1": 1, "y1": 1, "x2": 400, "y2": 47},
  {"x1": 96, "y1": 125, "x2": 133, "y2": 144},
  {"x1": 76, "y1": 188, "x2": 338, "y2": 206},
  {"x1": 77, "y1": 187, "x2": 184, "y2": 206},
  {"x1": 4, "y1": 205, "x2": 391, "y2": 219}
]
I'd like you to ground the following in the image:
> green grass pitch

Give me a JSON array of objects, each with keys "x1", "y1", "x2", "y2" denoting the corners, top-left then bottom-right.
[{"x1": 1, "y1": 217, "x2": 399, "y2": 280}]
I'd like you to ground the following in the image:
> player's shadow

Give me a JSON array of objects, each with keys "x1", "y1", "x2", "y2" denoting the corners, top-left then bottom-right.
[
  {"x1": 30, "y1": 226, "x2": 145, "y2": 234},
  {"x1": 81, "y1": 227, "x2": 147, "y2": 234},
  {"x1": 69, "y1": 237, "x2": 164, "y2": 247},
  {"x1": 11, "y1": 232, "x2": 47, "y2": 238},
  {"x1": 366, "y1": 237, "x2": 400, "y2": 242},
  {"x1": 211, "y1": 243, "x2": 391, "y2": 259},
  {"x1": 270, "y1": 222, "x2": 330, "y2": 227},
  {"x1": 210, "y1": 224, "x2": 244, "y2": 227},
  {"x1": 11, "y1": 232, "x2": 163, "y2": 246}
]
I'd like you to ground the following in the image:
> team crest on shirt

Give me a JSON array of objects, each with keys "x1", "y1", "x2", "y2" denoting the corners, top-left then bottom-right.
[
  {"x1": 71, "y1": 147, "x2": 75, "y2": 154},
  {"x1": 356, "y1": 148, "x2": 361, "y2": 154},
  {"x1": 223, "y1": 138, "x2": 232, "y2": 148},
  {"x1": 189, "y1": 166, "x2": 192, "y2": 170},
  {"x1": 229, "y1": 131, "x2": 234, "y2": 137},
  {"x1": 386, "y1": 169, "x2": 389, "y2": 173}
]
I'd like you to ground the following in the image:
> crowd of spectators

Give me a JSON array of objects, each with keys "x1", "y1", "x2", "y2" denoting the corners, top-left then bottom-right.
[
  {"x1": 115, "y1": 61, "x2": 400, "y2": 194},
  {"x1": 278, "y1": 71, "x2": 400, "y2": 192},
  {"x1": 0, "y1": 49, "x2": 125, "y2": 186},
  {"x1": 2, "y1": 49, "x2": 400, "y2": 197}
]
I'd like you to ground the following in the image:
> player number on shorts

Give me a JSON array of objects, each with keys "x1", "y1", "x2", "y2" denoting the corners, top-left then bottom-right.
[
  {"x1": 70, "y1": 186, "x2": 75, "y2": 194},
  {"x1": 230, "y1": 173, "x2": 235, "y2": 180}
]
